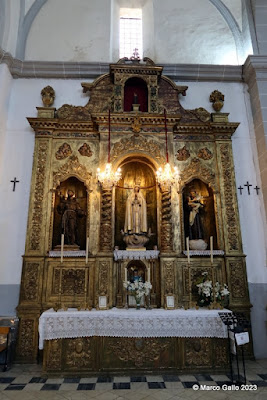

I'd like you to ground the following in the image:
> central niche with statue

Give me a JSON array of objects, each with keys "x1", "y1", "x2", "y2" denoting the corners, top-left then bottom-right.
[
  {"x1": 17, "y1": 56, "x2": 252, "y2": 374},
  {"x1": 115, "y1": 159, "x2": 157, "y2": 250}
]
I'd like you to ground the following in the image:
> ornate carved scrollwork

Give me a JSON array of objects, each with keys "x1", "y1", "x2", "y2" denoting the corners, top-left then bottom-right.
[
  {"x1": 55, "y1": 143, "x2": 72, "y2": 160},
  {"x1": 23, "y1": 263, "x2": 39, "y2": 301},
  {"x1": 30, "y1": 140, "x2": 49, "y2": 251},
  {"x1": 65, "y1": 338, "x2": 93, "y2": 368},
  {"x1": 180, "y1": 157, "x2": 216, "y2": 189},
  {"x1": 111, "y1": 134, "x2": 165, "y2": 164},
  {"x1": 198, "y1": 147, "x2": 213, "y2": 160},
  {"x1": 78, "y1": 143, "x2": 93, "y2": 157},
  {"x1": 229, "y1": 261, "x2": 247, "y2": 299},
  {"x1": 99, "y1": 187, "x2": 113, "y2": 252},
  {"x1": 160, "y1": 187, "x2": 173, "y2": 252},
  {"x1": 18, "y1": 319, "x2": 35, "y2": 359},
  {"x1": 54, "y1": 268, "x2": 85, "y2": 295},
  {"x1": 99, "y1": 262, "x2": 109, "y2": 295},
  {"x1": 176, "y1": 145, "x2": 190, "y2": 161},
  {"x1": 214, "y1": 339, "x2": 228, "y2": 367},
  {"x1": 53, "y1": 155, "x2": 91, "y2": 189},
  {"x1": 184, "y1": 338, "x2": 211, "y2": 366},
  {"x1": 57, "y1": 104, "x2": 92, "y2": 120},
  {"x1": 164, "y1": 261, "x2": 175, "y2": 294},
  {"x1": 106, "y1": 337, "x2": 171, "y2": 367},
  {"x1": 46, "y1": 339, "x2": 61, "y2": 370},
  {"x1": 220, "y1": 144, "x2": 239, "y2": 251}
]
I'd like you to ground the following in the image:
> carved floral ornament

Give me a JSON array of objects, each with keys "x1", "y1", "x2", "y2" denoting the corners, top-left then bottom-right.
[
  {"x1": 176, "y1": 146, "x2": 190, "y2": 161},
  {"x1": 198, "y1": 147, "x2": 213, "y2": 160},
  {"x1": 180, "y1": 158, "x2": 216, "y2": 191},
  {"x1": 78, "y1": 143, "x2": 93, "y2": 157},
  {"x1": 210, "y1": 90, "x2": 225, "y2": 112},
  {"x1": 111, "y1": 134, "x2": 165, "y2": 164},
  {"x1": 55, "y1": 143, "x2": 72, "y2": 160},
  {"x1": 53, "y1": 155, "x2": 92, "y2": 190},
  {"x1": 41, "y1": 86, "x2": 55, "y2": 107}
]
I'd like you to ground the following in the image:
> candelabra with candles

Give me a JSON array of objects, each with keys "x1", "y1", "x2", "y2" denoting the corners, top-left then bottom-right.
[
  {"x1": 97, "y1": 110, "x2": 121, "y2": 187},
  {"x1": 156, "y1": 109, "x2": 179, "y2": 187}
]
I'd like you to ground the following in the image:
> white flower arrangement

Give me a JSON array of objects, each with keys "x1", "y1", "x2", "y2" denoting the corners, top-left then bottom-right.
[
  {"x1": 123, "y1": 278, "x2": 152, "y2": 300},
  {"x1": 196, "y1": 272, "x2": 230, "y2": 307}
]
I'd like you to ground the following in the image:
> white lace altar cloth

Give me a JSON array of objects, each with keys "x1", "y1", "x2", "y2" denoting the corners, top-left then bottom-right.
[
  {"x1": 183, "y1": 250, "x2": 224, "y2": 256},
  {"x1": 39, "y1": 308, "x2": 230, "y2": 350},
  {"x1": 114, "y1": 250, "x2": 160, "y2": 260},
  {"x1": 49, "y1": 251, "x2": 86, "y2": 257}
]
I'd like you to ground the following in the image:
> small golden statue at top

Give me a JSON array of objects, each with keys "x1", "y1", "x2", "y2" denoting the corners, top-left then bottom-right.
[
  {"x1": 41, "y1": 85, "x2": 55, "y2": 107},
  {"x1": 209, "y1": 90, "x2": 224, "y2": 112}
]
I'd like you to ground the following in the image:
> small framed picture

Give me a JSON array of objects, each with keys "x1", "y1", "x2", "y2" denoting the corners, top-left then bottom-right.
[
  {"x1": 99, "y1": 296, "x2": 107, "y2": 309},
  {"x1": 166, "y1": 295, "x2": 175, "y2": 309}
]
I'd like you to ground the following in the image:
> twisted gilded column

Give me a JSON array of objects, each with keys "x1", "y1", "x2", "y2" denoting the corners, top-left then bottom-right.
[
  {"x1": 99, "y1": 184, "x2": 113, "y2": 252},
  {"x1": 160, "y1": 185, "x2": 173, "y2": 252}
]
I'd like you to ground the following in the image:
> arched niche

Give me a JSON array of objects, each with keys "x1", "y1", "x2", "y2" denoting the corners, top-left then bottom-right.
[
  {"x1": 52, "y1": 176, "x2": 87, "y2": 250},
  {"x1": 126, "y1": 260, "x2": 147, "y2": 282},
  {"x1": 115, "y1": 157, "x2": 157, "y2": 250},
  {"x1": 182, "y1": 179, "x2": 217, "y2": 249},
  {"x1": 124, "y1": 77, "x2": 148, "y2": 112}
]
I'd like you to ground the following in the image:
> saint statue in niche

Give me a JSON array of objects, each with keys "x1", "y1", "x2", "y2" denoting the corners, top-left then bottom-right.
[
  {"x1": 122, "y1": 184, "x2": 151, "y2": 249},
  {"x1": 187, "y1": 188, "x2": 207, "y2": 250},
  {"x1": 124, "y1": 185, "x2": 147, "y2": 234},
  {"x1": 57, "y1": 189, "x2": 85, "y2": 246}
]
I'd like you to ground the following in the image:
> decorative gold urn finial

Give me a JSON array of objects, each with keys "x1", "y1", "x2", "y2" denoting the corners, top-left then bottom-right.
[
  {"x1": 41, "y1": 85, "x2": 55, "y2": 107},
  {"x1": 209, "y1": 90, "x2": 224, "y2": 112}
]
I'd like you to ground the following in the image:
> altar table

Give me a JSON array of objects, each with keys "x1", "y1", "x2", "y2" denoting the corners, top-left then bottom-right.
[
  {"x1": 39, "y1": 307, "x2": 229, "y2": 349},
  {"x1": 39, "y1": 308, "x2": 231, "y2": 375}
]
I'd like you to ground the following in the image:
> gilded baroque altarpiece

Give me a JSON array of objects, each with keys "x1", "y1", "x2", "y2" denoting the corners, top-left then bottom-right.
[{"x1": 16, "y1": 59, "x2": 252, "y2": 373}]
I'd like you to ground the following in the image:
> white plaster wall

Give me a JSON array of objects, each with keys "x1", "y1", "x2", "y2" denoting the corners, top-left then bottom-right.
[
  {"x1": 179, "y1": 80, "x2": 267, "y2": 284},
  {"x1": 25, "y1": 0, "x2": 112, "y2": 62},
  {"x1": 0, "y1": 64, "x2": 12, "y2": 183},
  {"x1": 22, "y1": 0, "x2": 241, "y2": 64},
  {"x1": 1, "y1": 0, "x2": 21, "y2": 55},
  {"x1": 0, "y1": 77, "x2": 89, "y2": 287},
  {"x1": 153, "y1": 0, "x2": 238, "y2": 65}
]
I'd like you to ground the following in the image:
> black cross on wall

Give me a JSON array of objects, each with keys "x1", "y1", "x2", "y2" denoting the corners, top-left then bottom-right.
[{"x1": 10, "y1": 177, "x2": 20, "y2": 191}]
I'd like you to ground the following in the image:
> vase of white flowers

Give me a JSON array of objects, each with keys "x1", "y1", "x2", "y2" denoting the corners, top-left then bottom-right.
[
  {"x1": 196, "y1": 272, "x2": 213, "y2": 307},
  {"x1": 123, "y1": 278, "x2": 152, "y2": 309},
  {"x1": 214, "y1": 282, "x2": 230, "y2": 308},
  {"x1": 196, "y1": 272, "x2": 230, "y2": 308}
]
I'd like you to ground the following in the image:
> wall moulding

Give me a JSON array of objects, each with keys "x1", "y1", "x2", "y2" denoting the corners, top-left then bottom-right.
[{"x1": 0, "y1": 47, "x2": 244, "y2": 82}]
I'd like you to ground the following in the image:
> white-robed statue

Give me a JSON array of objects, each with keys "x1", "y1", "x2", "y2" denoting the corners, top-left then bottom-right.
[{"x1": 124, "y1": 185, "x2": 147, "y2": 234}]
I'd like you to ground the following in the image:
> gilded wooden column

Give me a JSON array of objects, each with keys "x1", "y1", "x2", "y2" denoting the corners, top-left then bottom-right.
[
  {"x1": 99, "y1": 184, "x2": 113, "y2": 252},
  {"x1": 160, "y1": 185, "x2": 173, "y2": 252}
]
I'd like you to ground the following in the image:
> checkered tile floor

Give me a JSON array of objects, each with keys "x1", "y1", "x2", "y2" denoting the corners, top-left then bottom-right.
[
  {"x1": 0, "y1": 360, "x2": 267, "y2": 400},
  {"x1": 0, "y1": 372, "x2": 267, "y2": 391}
]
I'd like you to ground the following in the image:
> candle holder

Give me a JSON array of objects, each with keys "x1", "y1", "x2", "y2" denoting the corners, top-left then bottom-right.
[
  {"x1": 146, "y1": 289, "x2": 152, "y2": 310},
  {"x1": 124, "y1": 289, "x2": 128, "y2": 309}
]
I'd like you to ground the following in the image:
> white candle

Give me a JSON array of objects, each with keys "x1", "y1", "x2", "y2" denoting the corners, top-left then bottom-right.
[
  {"x1": 210, "y1": 236, "x2": 213, "y2": 264},
  {"x1": 125, "y1": 267, "x2": 127, "y2": 282},
  {"x1": 60, "y1": 234, "x2": 64, "y2": 263},
  {"x1": 147, "y1": 266, "x2": 150, "y2": 283},
  {"x1": 86, "y1": 237, "x2": 89, "y2": 264},
  {"x1": 186, "y1": 237, "x2": 190, "y2": 264}
]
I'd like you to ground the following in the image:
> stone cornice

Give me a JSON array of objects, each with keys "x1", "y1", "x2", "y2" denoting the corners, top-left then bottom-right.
[
  {"x1": 243, "y1": 55, "x2": 267, "y2": 84},
  {"x1": 0, "y1": 47, "x2": 243, "y2": 82}
]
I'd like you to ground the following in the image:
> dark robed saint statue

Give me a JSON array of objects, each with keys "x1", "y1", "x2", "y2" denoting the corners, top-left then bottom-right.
[{"x1": 57, "y1": 189, "x2": 85, "y2": 246}]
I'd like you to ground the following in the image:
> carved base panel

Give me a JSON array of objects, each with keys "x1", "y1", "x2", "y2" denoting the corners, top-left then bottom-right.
[{"x1": 43, "y1": 337, "x2": 228, "y2": 375}]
